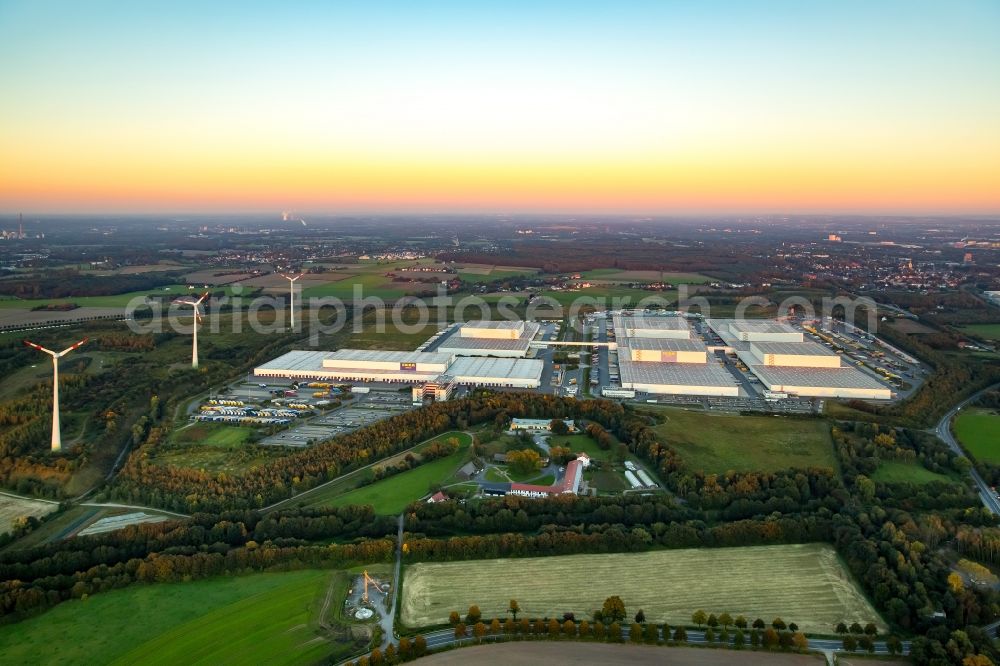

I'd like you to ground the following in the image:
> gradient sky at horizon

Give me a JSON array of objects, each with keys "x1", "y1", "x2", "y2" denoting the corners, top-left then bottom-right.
[{"x1": 1, "y1": 1, "x2": 998, "y2": 215}]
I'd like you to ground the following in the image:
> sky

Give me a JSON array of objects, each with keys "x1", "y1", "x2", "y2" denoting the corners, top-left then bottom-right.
[{"x1": 1, "y1": 1, "x2": 998, "y2": 215}]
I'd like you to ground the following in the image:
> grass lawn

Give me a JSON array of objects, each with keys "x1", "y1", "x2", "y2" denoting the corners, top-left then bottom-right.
[
  {"x1": 955, "y1": 408, "x2": 1000, "y2": 464},
  {"x1": 649, "y1": 407, "x2": 837, "y2": 474},
  {"x1": 401, "y1": 543, "x2": 884, "y2": 634},
  {"x1": 304, "y1": 432, "x2": 473, "y2": 513},
  {"x1": 0, "y1": 570, "x2": 356, "y2": 666},
  {"x1": 870, "y1": 460, "x2": 957, "y2": 485},
  {"x1": 173, "y1": 423, "x2": 255, "y2": 447},
  {"x1": 960, "y1": 324, "x2": 1000, "y2": 341},
  {"x1": 547, "y1": 433, "x2": 615, "y2": 461}
]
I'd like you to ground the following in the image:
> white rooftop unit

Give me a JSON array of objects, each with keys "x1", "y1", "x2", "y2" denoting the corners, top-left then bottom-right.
[
  {"x1": 626, "y1": 337, "x2": 708, "y2": 364},
  {"x1": 614, "y1": 315, "x2": 692, "y2": 340},
  {"x1": 749, "y1": 341, "x2": 841, "y2": 368},
  {"x1": 727, "y1": 320, "x2": 803, "y2": 343},
  {"x1": 459, "y1": 320, "x2": 525, "y2": 339}
]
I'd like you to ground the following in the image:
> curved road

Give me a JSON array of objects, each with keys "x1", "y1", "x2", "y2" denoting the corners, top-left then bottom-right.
[{"x1": 934, "y1": 382, "x2": 1000, "y2": 515}]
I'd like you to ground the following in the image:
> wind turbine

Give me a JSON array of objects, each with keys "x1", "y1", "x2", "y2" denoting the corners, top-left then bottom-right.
[
  {"x1": 280, "y1": 272, "x2": 304, "y2": 329},
  {"x1": 24, "y1": 337, "x2": 88, "y2": 452},
  {"x1": 177, "y1": 292, "x2": 209, "y2": 368}
]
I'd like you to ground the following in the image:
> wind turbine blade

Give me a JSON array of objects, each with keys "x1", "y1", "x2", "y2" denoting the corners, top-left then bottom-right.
[
  {"x1": 196, "y1": 292, "x2": 209, "y2": 304},
  {"x1": 23, "y1": 339, "x2": 57, "y2": 356},
  {"x1": 58, "y1": 337, "x2": 89, "y2": 356}
]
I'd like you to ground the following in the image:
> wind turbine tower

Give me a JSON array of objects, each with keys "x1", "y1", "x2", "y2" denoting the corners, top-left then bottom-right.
[
  {"x1": 24, "y1": 337, "x2": 88, "y2": 452},
  {"x1": 177, "y1": 293, "x2": 209, "y2": 368},
  {"x1": 280, "y1": 273, "x2": 304, "y2": 329}
]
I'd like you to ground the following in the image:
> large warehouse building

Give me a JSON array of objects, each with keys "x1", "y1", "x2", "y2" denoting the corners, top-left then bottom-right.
[
  {"x1": 255, "y1": 349, "x2": 543, "y2": 389},
  {"x1": 613, "y1": 314, "x2": 739, "y2": 396},
  {"x1": 706, "y1": 318, "x2": 893, "y2": 400},
  {"x1": 433, "y1": 320, "x2": 541, "y2": 358}
]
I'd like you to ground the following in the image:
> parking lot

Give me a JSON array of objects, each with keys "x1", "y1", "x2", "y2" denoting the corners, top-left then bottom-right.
[{"x1": 257, "y1": 390, "x2": 414, "y2": 448}]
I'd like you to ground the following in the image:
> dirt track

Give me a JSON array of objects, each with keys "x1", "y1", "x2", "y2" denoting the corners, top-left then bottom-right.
[{"x1": 416, "y1": 642, "x2": 827, "y2": 665}]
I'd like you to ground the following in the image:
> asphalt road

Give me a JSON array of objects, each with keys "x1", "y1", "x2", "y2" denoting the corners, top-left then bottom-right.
[
  {"x1": 933, "y1": 382, "x2": 1000, "y2": 515},
  {"x1": 419, "y1": 625, "x2": 910, "y2": 656}
]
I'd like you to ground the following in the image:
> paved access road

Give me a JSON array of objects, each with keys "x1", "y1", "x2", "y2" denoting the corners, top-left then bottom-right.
[
  {"x1": 418, "y1": 625, "x2": 909, "y2": 656},
  {"x1": 934, "y1": 382, "x2": 1000, "y2": 515}
]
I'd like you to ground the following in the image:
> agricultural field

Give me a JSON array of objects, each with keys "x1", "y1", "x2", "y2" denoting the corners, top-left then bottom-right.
[
  {"x1": 0, "y1": 493, "x2": 58, "y2": 536},
  {"x1": 401, "y1": 543, "x2": 884, "y2": 634},
  {"x1": 0, "y1": 284, "x2": 191, "y2": 310},
  {"x1": 535, "y1": 286, "x2": 677, "y2": 309},
  {"x1": 959, "y1": 324, "x2": 1000, "y2": 341},
  {"x1": 870, "y1": 460, "x2": 957, "y2": 485},
  {"x1": 301, "y1": 432, "x2": 473, "y2": 514},
  {"x1": 649, "y1": 408, "x2": 837, "y2": 474},
  {"x1": 0, "y1": 570, "x2": 364, "y2": 666},
  {"x1": 578, "y1": 269, "x2": 712, "y2": 285},
  {"x1": 954, "y1": 408, "x2": 1000, "y2": 464}
]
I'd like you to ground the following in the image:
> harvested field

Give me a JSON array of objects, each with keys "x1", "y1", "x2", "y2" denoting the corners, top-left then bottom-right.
[
  {"x1": 417, "y1": 642, "x2": 826, "y2": 665},
  {"x1": 0, "y1": 493, "x2": 58, "y2": 535},
  {"x1": 401, "y1": 544, "x2": 884, "y2": 634}
]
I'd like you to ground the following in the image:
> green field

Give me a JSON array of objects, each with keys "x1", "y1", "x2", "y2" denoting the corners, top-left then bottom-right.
[
  {"x1": 960, "y1": 324, "x2": 1000, "y2": 341},
  {"x1": 955, "y1": 408, "x2": 1000, "y2": 464},
  {"x1": 649, "y1": 408, "x2": 836, "y2": 474},
  {"x1": 0, "y1": 570, "x2": 359, "y2": 666},
  {"x1": 175, "y1": 423, "x2": 255, "y2": 447},
  {"x1": 547, "y1": 433, "x2": 615, "y2": 461},
  {"x1": 870, "y1": 460, "x2": 957, "y2": 485},
  {"x1": 578, "y1": 269, "x2": 711, "y2": 285},
  {"x1": 153, "y1": 423, "x2": 277, "y2": 474},
  {"x1": 0, "y1": 284, "x2": 191, "y2": 309},
  {"x1": 301, "y1": 273, "x2": 410, "y2": 300},
  {"x1": 535, "y1": 287, "x2": 677, "y2": 308},
  {"x1": 401, "y1": 543, "x2": 884, "y2": 634},
  {"x1": 303, "y1": 432, "x2": 473, "y2": 513}
]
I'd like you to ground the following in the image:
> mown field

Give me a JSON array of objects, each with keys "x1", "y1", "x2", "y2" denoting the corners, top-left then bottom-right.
[
  {"x1": 0, "y1": 570, "x2": 355, "y2": 666},
  {"x1": 0, "y1": 493, "x2": 58, "y2": 535},
  {"x1": 870, "y1": 460, "x2": 957, "y2": 485},
  {"x1": 301, "y1": 431, "x2": 473, "y2": 513},
  {"x1": 401, "y1": 544, "x2": 885, "y2": 634},
  {"x1": 955, "y1": 408, "x2": 1000, "y2": 464},
  {"x1": 649, "y1": 408, "x2": 837, "y2": 474}
]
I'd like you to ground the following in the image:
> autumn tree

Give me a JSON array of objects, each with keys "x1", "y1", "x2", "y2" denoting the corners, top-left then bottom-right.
[
  {"x1": 449, "y1": 611, "x2": 460, "y2": 626},
  {"x1": 630, "y1": 623, "x2": 643, "y2": 643},
  {"x1": 454, "y1": 622, "x2": 466, "y2": 640},
  {"x1": 602, "y1": 596, "x2": 626, "y2": 623},
  {"x1": 718, "y1": 612, "x2": 733, "y2": 629},
  {"x1": 473, "y1": 622, "x2": 486, "y2": 643},
  {"x1": 466, "y1": 605, "x2": 482, "y2": 624},
  {"x1": 692, "y1": 610, "x2": 707, "y2": 627},
  {"x1": 508, "y1": 599, "x2": 520, "y2": 620}
]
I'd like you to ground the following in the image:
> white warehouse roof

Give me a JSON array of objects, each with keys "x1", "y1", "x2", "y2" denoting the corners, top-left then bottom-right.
[
  {"x1": 749, "y1": 341, "x2": 837, "y2": 357},
  {"x1": 624, "y1": 338, "x2": 707, "y2": 352},
  {"x1": 324, "y1": 349, "x2": 454, "y2": 365}
]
